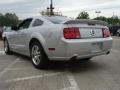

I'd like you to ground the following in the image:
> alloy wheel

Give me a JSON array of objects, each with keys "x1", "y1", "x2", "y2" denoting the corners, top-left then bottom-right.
[{"x1": 31, "y1": 45, "x2": 41, "y2": 65}]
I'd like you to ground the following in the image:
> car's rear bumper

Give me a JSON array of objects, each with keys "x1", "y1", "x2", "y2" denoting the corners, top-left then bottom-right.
[
  {"x1": 49, "y1": 37, "x2": 112, "y2": 61},
  {"x1": 49, "y1": 51, "x2": 110, "y2": 60}
]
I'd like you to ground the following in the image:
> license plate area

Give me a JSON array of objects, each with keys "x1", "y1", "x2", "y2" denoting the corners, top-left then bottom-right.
[{"x1": 92, "y1": 42, "x2": 102, "y2": 53}]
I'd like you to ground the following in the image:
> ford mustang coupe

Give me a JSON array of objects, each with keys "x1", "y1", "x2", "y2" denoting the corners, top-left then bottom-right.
[{"x1": 3, "y1": 16, "x2": 112, "y2": 69}]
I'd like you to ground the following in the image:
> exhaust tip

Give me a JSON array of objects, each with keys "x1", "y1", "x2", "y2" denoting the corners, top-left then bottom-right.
[
  {"x1": 106, "y1": 51, "x2": 110, "y2": 55},
  {"x1": 71, "y1": 56, "x2": 77, "y2": 60},
  {"x1": 71, "y1": 54, "x2": 78, "y2": 60}
]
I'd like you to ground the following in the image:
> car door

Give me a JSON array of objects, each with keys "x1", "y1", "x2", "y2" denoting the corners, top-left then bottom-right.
[{"x1": 12, "y1": 18, "x2": 33, "y2": 53}]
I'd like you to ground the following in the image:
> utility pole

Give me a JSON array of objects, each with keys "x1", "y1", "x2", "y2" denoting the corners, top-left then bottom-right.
[
  {"x1": 50, "y1": 0, "x2": 54, "y2": 15},
  {"x1": 47, "y1": 0, "x2": 54, "y2": 15},
  {"x1": 40, "y1": 0, "x2": 56, "y2": 16}
]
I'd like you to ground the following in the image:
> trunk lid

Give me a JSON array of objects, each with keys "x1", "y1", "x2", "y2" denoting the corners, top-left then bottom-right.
[
  {"x1": 64, "y1": 19, "x2": 108, "y2": 38},
  {"x1": 80, "y1": 28, "x2": 103, "y2": 38}
]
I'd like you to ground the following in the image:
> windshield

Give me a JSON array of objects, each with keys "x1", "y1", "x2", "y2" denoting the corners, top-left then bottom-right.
[{"x1": 43, "y1": 16, "x2": 72, "y2": 24}]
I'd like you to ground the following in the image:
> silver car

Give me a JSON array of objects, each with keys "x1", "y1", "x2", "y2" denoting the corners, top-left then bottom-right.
[{"x1": 3, "y1": 16, "x2": 112, "y2": 69}]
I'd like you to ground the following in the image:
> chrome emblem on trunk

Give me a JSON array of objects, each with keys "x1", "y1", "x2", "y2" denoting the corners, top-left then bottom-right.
[{"x1": 90, "y1": 29, "x2": 95, "y2": 36}]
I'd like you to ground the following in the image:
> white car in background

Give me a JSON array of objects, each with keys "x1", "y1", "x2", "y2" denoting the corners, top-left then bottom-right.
[
  {"x1": 3, "y1": 27, "x2": 12, "y2": 32},
  {"x1": 117, "y1": 29, "x2": 120, "y2": 37},
  {"x1": 2, "y1": 16, "x2": 112, "y2": 69}
]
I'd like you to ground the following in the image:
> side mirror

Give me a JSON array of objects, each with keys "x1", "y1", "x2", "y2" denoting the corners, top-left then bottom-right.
[{"x1": 11, "y1": 26, "x2": 19, "y2": 31}]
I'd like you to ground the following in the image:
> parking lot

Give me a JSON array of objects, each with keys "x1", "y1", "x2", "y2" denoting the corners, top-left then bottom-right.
[{"x1": 0, "y1": 37, "x2": 120, "y2": 90}]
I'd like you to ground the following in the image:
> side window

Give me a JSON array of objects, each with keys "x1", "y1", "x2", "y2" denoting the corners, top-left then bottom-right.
[
  {"x1": 32, "y1": 19, "x2": 43, "y2": 27},
  {"x1": 18, "y1": 18, "x2": 32, "y2": 30}
]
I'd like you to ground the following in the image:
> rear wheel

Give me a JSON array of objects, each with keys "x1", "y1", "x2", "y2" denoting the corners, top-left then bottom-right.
[
  {"x1": 116, "y1": 33, "x2": 120, "y2": 37},
  {"x1": 30, "y1": 41, "x2": 48, "y2": 69},
  {"x1": 4, "y1": 39, "x2": 11, "y2": 54}
]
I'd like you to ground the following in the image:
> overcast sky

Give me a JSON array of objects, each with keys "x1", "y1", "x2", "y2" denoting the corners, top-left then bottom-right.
[{"x1": 0, "y1": 0, "x2": 120, "y2": 19}]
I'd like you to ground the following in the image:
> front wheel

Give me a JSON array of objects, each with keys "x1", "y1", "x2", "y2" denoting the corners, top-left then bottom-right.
[{"x1": 30, "y1": 42, "x2": 48, "y2": 69}]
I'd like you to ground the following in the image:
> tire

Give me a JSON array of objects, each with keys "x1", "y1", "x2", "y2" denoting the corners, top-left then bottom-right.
[
  {"x1": 116, "y1": 33, "x2": 120, "y2": 37},
  {"x1": 30, "y1": 41, "x2": 48, "y2": 69},
  {"x1": 81, "y1": 57, "x2": 91, "y2": 62},
  {"x1": 4, "y1": 39, "x2": 11, "y2": 54}
]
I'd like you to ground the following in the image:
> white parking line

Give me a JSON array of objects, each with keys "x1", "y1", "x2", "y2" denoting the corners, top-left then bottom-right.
[
  {"x1": 65, "y1": 70, "x2": 80, "y2": 90},
  {"x1": 0, "y1": 51, "x2": 5, "y2": 55},
  {"x1": 0, "y1": 58, "x2": 20, "y2": 79},
  {"x1": 4, "y1": 72, "x2": 65, "y2": 83},
  {"x1": 7, "y1": 68, "x2": 30, "y2": 71},
  {"x1": 60, "y1": 86, "x2": 76, "y2": 90}
]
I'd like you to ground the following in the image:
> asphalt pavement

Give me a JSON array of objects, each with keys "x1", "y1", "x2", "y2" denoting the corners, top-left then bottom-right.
[{"x1": 0, "y1": 37, "x2": 120, "y2": 90}]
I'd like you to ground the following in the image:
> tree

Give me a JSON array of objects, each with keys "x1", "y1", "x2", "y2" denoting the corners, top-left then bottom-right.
[
  {"x1": 94, "y1": 16, "x2": 107, "y2": 22},
  {"x1": 107, "y1": 16, "x2": 120, "y2": 25},
  {"x1": 0, "y1": 13, "x2": 19, "y2": 27},
  {"x1": 76, "y1": 11, "x2": 89, "y2": 19},
  {"x1": 93, "y1": 16, "x2": 120, "y2": 25}
]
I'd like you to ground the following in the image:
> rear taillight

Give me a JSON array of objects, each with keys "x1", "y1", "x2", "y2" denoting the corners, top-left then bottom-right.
[
  {"x1": 102, "y1": 28, "x2": 110, "y2": 38},
  {"x1": 63, "y1": 27, "x2": 80, "y2": 39}
]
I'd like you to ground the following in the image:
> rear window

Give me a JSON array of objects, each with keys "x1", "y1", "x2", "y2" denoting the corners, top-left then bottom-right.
[
  {"x1": 32, "y1": 19, "x2": 43, "y2": 27},
  {"x1": 43, "y1": 16, "x2": 71, "y2": 24}
]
